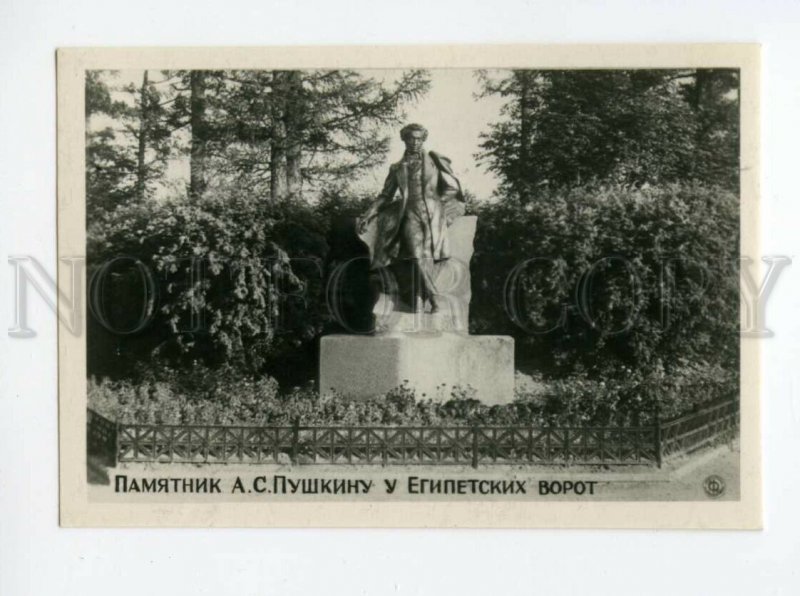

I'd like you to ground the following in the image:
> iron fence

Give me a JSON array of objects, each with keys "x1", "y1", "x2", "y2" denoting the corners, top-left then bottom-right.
[
  {"x1": 660, "y1": 399, "x2": 739, "y2": 458},
  {"x1": 87, "y1": 408, "x2": 118, "y2": 466},
  {"x1": 88, "y1": 399, "x2": 738, "y2": 468}
]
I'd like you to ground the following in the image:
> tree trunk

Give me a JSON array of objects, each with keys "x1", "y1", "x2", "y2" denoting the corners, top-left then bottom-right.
[
  {"x1": 270, "y1": 71, "x2": 288, "y2": 201},
  {"x1": 189, "y1": 71, "x2": 207, "y2": 199},
  {"x1": 286, "y1": 145, "x2": 301, "y2": 198},
  {"x1": 284, "y1": 71, "x2": 304, "y2": 199},
  {"x1": 690, "y1": 69, "x2": 713, "y2": 110},
  {"x1": 135, "y1": 70, "x2": 149, "y2": 202},
  {"x1": 270, "y1": 121, "x2": 288, "y2": 201}
]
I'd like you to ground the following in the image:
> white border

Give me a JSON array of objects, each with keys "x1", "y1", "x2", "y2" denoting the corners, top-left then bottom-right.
[{"x1": 57, "y1": 45, "x2": 760, "y2": 529}]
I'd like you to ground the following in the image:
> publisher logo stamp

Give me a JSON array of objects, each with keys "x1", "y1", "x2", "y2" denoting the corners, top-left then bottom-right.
[{"x1": 703, "y1": 475, "x2": 726, "y2": 499}]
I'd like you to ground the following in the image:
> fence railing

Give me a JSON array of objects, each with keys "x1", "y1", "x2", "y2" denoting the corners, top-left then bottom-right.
[
  {"x1": 660, "y1": 399, "x2": 738, "y2": 458},
  {"x1": 87, "y1": 408, "x2": 118, "y2": 467},
  {"x1": 87, "y1": 399, "x2": 738, "y2": 469}
]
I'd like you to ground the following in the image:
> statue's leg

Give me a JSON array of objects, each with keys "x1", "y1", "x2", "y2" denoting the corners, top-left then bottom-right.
[
  {"x1": 401, "y1": 211, "x2": 441, "y2": 313},
  {"x1": 400, "y1": 213, "x2": 423, "y2": 312},
  {"x1": 418, "y1": 258, "x2": 439, "y2": 313}
]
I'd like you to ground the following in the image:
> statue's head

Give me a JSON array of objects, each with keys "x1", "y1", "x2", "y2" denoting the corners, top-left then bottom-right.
[{"x1": 400, "y1": 123, "x2": 428, "y2": 153}]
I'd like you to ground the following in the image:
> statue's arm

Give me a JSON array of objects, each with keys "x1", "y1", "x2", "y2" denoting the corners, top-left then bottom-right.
[
  {"x1": 430, "y1": 152, "x2": 465, "y2": 224},
  {"x1": 376, "y1": 165, "x2": 399, "y2": 205},
  {"x1": 359, "y1": 166, "x2": 398, "y2": 229}
]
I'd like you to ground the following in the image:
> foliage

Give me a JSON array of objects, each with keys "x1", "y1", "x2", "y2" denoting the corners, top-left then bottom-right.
[
  {"x1": 85, "y1": 68, "x2": 430, "y2": 205},
  {"x1": 88, "y1": 188, "x2": 307, "y2": 375},
  {"x1": 86, "y1": 68, "x2": 430, "y2": 381},
  {"x1": 477, "y1": 69, "x2": 739, "y2": 197},
  {"x1": 89, "y1": 364, "x2": 735, "y2": 427},
  {"x1": 206, "y1": 69, "x2": 431, "y2": 194},
  {"x1": 522, "y1": 361, "x2": 737, "y2": 426},
  {"x1": 87, "y1": 173, "x2": 740, "y2": 419},
  {"x1": 85, "y1": 71, "x2": 137, "y2": 219},
  {"x1": 85, "y1": 68, "x2": 741, "y2": 426},
  {"x1": 86, "y1": 70, "x2": 181, "y2": 223},
  {"x1": 471, "y1": 183, "x2": 740, "y2": 381}
]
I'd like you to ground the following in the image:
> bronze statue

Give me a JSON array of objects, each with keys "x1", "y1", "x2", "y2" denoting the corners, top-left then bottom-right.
[{"x1": 357, "y1": 124, "x2": 465, "y2": 313}]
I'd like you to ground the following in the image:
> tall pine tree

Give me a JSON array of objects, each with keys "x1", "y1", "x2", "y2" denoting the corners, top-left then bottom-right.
[{"x1": 476, "y1": 69, "x2": 739, "y2": 199}]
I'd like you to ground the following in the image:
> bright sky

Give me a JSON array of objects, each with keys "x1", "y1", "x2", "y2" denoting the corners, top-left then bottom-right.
[
  {"x1": 361, "y1": 69, "x2": 505, "y2": 199},
  {"x1": 97, "y1": 69, "x2": 506, "y2": 200}
]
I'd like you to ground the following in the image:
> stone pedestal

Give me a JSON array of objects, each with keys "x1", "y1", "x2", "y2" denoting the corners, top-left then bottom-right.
[
  {"x1": 320, "y1": 214, "x2": 515, "y2": 405},
  {"x1": 320, "y1": 333, "x2": 514, "y2": 405}
]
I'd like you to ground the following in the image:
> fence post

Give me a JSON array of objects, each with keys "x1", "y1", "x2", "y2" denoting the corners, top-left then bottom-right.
[
  {"x1": 113, "y1": 421, "x2": 120, "y2": 467},
  {"x1": 471, "y1": 424, "x2": 479, "y2": 469},
  {"x1": 291, "y1": 418, "x2": 300, "y2": 464},
  {"x1": 654, "y1": 403, "x2": 663, "y2": 469}
]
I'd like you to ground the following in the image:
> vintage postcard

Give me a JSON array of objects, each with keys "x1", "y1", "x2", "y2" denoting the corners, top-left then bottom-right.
[{"x1": 57, "y1": 45, "x2": 761, "y2": 528}]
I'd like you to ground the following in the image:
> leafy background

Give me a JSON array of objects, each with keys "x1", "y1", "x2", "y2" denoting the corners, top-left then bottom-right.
[{"x1": 86, "y1": 68, "x2": 740, "y2": 426}]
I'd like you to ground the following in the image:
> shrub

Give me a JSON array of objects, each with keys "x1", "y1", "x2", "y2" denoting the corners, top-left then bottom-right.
[
  {"x1": 87, "y1": 179, "x2": 739, "y2": 423},
  {"x1": 87, "y1": 185, "x2": 380, "y2": 383},
  {"x1": 88, "y1": 365, "x2": 734, "y2": 428},
  {"x1": 471, "y1": 183, "x2": 739, "y2": 390},
  {"x1": 87, "y1": 186, "x2": 330, "y2": 378}
]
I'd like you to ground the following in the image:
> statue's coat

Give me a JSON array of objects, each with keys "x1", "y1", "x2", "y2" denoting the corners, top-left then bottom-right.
[{"x1": 358, "y1": 151, "x2": 464, "y2": 269}]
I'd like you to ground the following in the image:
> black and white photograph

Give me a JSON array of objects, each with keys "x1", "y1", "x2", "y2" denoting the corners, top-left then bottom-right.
[
  {"x1": 51, "y1": 45, "x2": 759, "y2": 527},
  {"x1": 6, "y1": 1, "x2": 800, "y2": 594}
]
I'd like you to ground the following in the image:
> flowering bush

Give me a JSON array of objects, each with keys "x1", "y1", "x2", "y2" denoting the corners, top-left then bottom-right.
[{"x1": 88, "y1": 363, "x2": 734, "y2": 427}]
